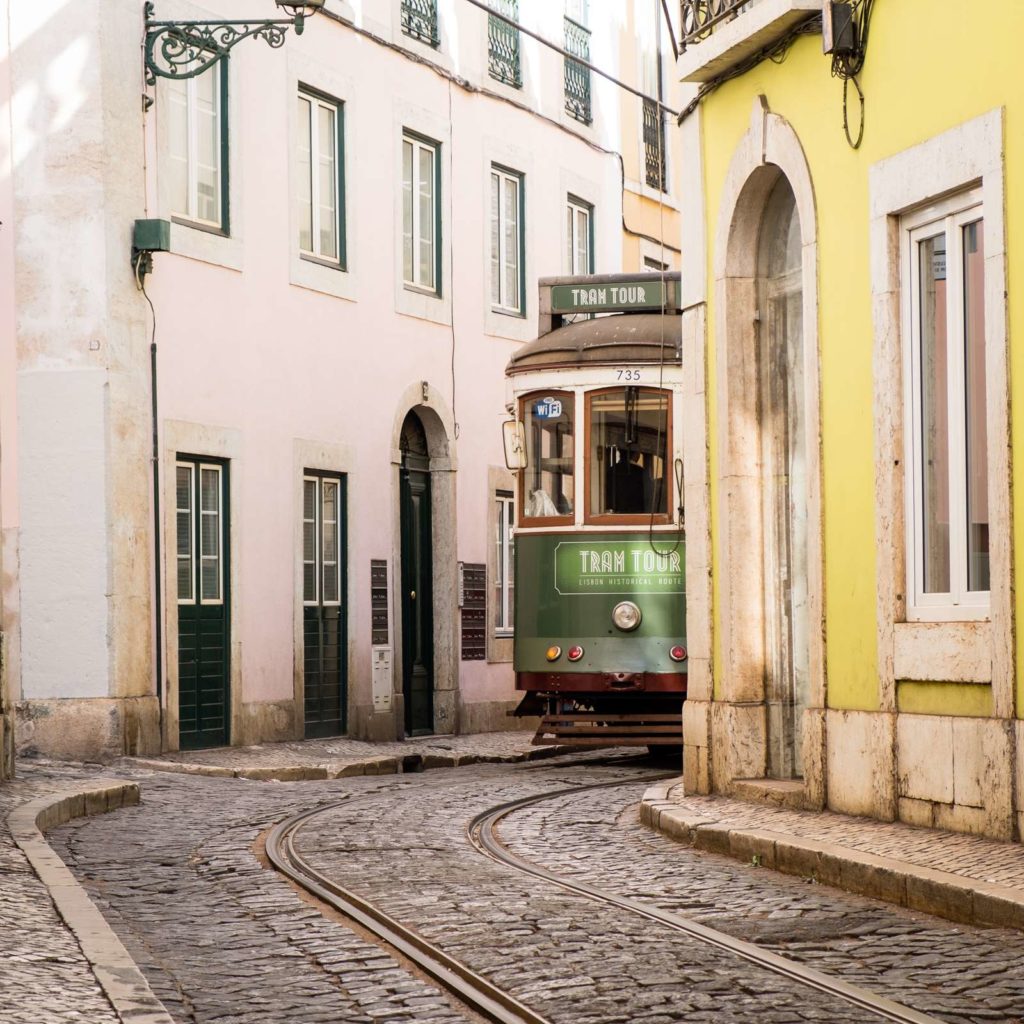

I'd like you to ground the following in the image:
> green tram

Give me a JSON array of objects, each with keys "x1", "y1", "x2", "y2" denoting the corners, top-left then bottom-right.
[{"x1": 503, "y1": 273, "x2": 687, "y2": 748}]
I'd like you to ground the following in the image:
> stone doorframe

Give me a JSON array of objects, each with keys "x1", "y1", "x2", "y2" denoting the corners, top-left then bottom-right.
[
  {"x1": 387, "y1": 382, "x2": 459, "y2": 740},
  {"x1": 707, "y1": 96, "x2": 826, "y2": 807}
]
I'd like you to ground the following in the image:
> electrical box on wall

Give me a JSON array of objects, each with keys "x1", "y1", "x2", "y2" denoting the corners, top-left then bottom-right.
[
  {"x1": 822, "y1": 0, "x2": 856, "y2": 56},
  {"x1": 371, "y1": 645, "x2": 392, "y2": 712},
  {"x1": 133, "y1": 218, "x2": 171, "y2": 252}
]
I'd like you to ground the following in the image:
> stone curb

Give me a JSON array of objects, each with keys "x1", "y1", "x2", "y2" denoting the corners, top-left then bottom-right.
[
  {"x1": 7, "y1": 780, "x2": 175, "y2": 1024},
  {"x1": 124, "y1": 742, "x2": 575, "y2": 781},
  {"x1": 639, "y1": 783, "x2": 1024, "y2": 933}
]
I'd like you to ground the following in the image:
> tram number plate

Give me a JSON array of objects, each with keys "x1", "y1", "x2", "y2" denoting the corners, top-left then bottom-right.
[{"x1": 616, "y1": 369, "x2": 641, "y2": 381}]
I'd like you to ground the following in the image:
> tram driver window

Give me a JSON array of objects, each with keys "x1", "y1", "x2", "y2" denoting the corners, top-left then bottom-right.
[
  {"x1": 522, "y1": 393, "x2": 574, "y2": 520},
  {"x1": 589, "y1": 387, "x2": 669, "y2": 517}
]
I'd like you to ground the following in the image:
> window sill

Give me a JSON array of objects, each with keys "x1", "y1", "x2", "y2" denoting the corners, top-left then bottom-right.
[
  {"x1": 290, "y1": 250, "x2": 356, "y2": 302},
  {"x1": 300, "y1": 252, "x2": 346, "y2": 272},
  {"x1": 491, "y1": 306, "x2": 525, "y2": 318},
  {"x1": 169, "y1": 220, "x2": 242, "y2": 273},
  {"x1": 893, "y1": 620, "x2": 992, "y2": 683}
]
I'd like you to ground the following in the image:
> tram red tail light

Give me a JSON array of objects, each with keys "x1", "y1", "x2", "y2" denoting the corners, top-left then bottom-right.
[
  {"x1": 669, "y1": 645, "x2": 687, "y2": 662},
  {"x1": 567, "y1": 645, "x2": 585, "y2": 662},
  {"x1": 545, "y1": 645, "x2": 562, "y2": 662}
]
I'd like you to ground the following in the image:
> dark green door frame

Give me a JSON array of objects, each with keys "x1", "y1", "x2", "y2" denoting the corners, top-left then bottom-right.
[
  {"x1": 303, "y1": 471, "x2": 348, "y2": 738},
  {"x1": 175, "y1": 455, "x2": 230, "y2": 750}
]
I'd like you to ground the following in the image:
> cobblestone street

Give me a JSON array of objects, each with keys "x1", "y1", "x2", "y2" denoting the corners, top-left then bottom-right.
[{"x1": 20, "y1": 751, "x2": 1022, "y2": 1024}]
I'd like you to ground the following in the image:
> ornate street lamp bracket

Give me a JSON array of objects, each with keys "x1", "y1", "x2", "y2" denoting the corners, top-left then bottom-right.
[{"x1": 143, "y1": 1, "x2": 321, "y2": 85}]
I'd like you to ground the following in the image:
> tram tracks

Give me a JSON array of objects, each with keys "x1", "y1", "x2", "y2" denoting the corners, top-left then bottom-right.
[
  {"x1": 467, "y1": 777, "x2": 947, "y2": 1024},
  {"x1": 268, "y1": 770, "x2": 949, "y2": 1024},
  {"x1": 265, "y1": 800, "x2": 552, "y2": 1024}
]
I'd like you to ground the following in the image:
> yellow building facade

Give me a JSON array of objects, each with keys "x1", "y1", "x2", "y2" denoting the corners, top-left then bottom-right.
[{"x1": 676, "y1": 0, "x2": 1023, "y2": 840}]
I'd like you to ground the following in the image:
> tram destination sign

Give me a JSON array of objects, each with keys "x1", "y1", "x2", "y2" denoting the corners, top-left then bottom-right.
[
  {"x1": 554, "y1": 540, "x2": 684, "y2": 595},
  {"x1": 550, "y1": 279, "x2": 667, "y2": 314}
]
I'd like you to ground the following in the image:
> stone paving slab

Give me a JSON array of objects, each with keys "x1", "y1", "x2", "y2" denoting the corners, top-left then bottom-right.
[
  {"x1": 641, "y1": 779, "x2": 1024, "y2": 932},
  {"x1": 122, "y1": 729, "x2": 574, "y2": 781}
]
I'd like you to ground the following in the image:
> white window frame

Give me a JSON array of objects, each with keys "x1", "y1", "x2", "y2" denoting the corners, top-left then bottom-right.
[
  {"x1": 176, "y1": 463, "x2": 196, "y2": 605},
  {"x1": 566, "y1": 195, "x2": 592, "y2": 274},
  {"x1": 167, "y1": 63, "x2": 225, "y2": 230},
  {"x1": 403, "y1": 133, "x2": 439, "y2": 294},
  {"x1": 491, "y1": 166, "x2": 523, "y2": 314},
  {"x1": 198, "y1": 463, "x2": 225, "y2": 607},
  {"x1": 297, "y1": 90, "x2": 342, "y2": 266},
  {"x1": 902, "y1": 188, "x2": 988, "y2": 621},
  {"x1": 302, "y1": 476, "x2": 319, "y2": 607},
  {"x1": 303, "y1": 474, "x2": 343, "y2": 608},
  {"x1": 495, "y1": 491, "x2": 514, "y2": 636}
]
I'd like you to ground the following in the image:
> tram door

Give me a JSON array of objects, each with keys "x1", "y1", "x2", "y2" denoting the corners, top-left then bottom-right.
[
  {"x1": 176, "y1": 457, "x2": 230, "y2": 750},
  {"x1": 759, "y1": 177, "x2": 809, "y2": 779},
  {"x1": 399, "y1": 413, "x2": 434, "y2": 736}
]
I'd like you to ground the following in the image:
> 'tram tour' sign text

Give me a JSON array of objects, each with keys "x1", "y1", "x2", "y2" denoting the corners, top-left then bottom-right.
[
  {"x1": 554, "y1": 540, "x2": 684, "y2": 595},
  {"x1": 550, "y1": 280, "x2": 666, "y2": 314}
]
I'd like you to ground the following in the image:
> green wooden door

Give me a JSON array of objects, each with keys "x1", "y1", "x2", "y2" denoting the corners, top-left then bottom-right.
[
  {"x1": 400, "y1": 453, "x2": 433, "y2": 736},
  {"x1": 176, "y1": 458, "x2": 230, "y2": 750},
  {"x1": 302, "y1": 473, "x2": 347, "y2": 738}
]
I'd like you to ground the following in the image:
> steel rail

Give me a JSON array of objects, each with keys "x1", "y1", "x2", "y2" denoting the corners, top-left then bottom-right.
[
  {"x1": 266, "y1": 802, "x2": 552, "y2": 1024},
  {"x1": 467, "y1": 779, "x2": 946, "y2": 1024}
]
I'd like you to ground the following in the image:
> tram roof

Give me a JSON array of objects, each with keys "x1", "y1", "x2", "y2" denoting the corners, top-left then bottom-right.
[{"x1": 506, "y1": 311, "x2": 681, "y2": 374}]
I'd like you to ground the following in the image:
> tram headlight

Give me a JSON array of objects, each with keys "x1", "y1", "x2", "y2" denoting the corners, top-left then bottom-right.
[{"x1": 611, "y1": 601, "x2": 642, "y2": 632}]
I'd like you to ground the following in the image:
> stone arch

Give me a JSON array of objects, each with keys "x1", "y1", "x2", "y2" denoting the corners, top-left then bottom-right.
[
  {"x1": 712, "y1": 96, "x2": 826, "y2": 807},
  {"x1": 388, "y1": 382, "x2": 458, "y2": 738}
]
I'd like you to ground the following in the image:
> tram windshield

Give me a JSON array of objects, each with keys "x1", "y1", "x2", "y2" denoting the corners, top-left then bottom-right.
[
  {"x1": 522, "y1": 393, "x2": 574, "y2": 520},
  {"x1": 589, "y1": 387, "x2": 669, "y2": 517}
]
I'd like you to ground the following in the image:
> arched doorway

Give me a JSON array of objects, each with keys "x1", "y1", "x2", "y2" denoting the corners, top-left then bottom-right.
[
  {"x1": 399, "y1": 411, "x2": 434, "y2": 735},
  {"x1": 758, "y1": 177, "x2": 809, "y2": 779}
]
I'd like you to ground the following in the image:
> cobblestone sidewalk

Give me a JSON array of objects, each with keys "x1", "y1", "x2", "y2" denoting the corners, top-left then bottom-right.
[
  {"x1": 123, "y1": 729, "x2": 569, "y2": 780},
  {"x1": 642, "y1": 779, "x2": 1024, "y2": 931}
]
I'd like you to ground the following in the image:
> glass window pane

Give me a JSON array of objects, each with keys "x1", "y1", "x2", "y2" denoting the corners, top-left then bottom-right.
[
  {"x1": 201, "y1": 468, "x2": 220, "y2": 514},
  {"x1": 177, "y1": 557, "x2": 193, "y2": 602},
  {"x1": 569, "y1": 204, "x2": 577, "y2": 272},
  {"x1": 195, "y1": 68, "x2": 220, "y2": 224},
  {"x1": 298, "y1": 100, "x2": 314, "y2": 248},
  {"x1": 418, "y1": 145, "x2": 435, "y2": 289},
  {"x1": 304, "y1": 560, "x2": 317, "y2": 603},
  {"x1": 491, "y1": 173, "x2": 501, "y2": 304},
  {"x1": 964, "y1": 219, "x2": 989, "y2": 591},
  {"x1": 402, "y1": 139, "x2": 413, "y2": 282},
  {"x1": 494, "y1": 499, "x2": 504, "y2": 630},
  {"x1": 201, "y1": 559, "x2": 220, "y2": 602},
  {"x1": 507, "y1": 500, "x2": 515, "y2": 629},
  {"x1": 589, "y1": 388, "x2": 669, "y2": 515},
  {"x1": 317, "y1": 103, "x2": 337, "y2": 259},
  {"x1": 167, "y1": 79, "x2": 189, "y2": 217},
  {"x1": 919, "y1": 233, "x2": 951, "y2": 594},
  {"x1": 577, "y1": 208, "x2": 589, "y2": 271},
  {"x1": 504, "y1": 177, "x2": 518, "y2": 308},
  {"x1": 522, "y1": 394, "x2": 574, "y2": 518},
  {"x1": 297, "y1": 96, "x2": 313, "y2": 252},
  {"x1": 323, "y1": 563, "x2": 338, "y2": 604}
]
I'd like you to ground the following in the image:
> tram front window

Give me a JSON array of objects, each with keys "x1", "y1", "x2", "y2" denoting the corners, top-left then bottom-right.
[
  {"x1": 522, "y1": 393, "x2": 574, "y2": 520},
  {"x1": 590, "y1": 387, "x2": 669, "y2": 516}
]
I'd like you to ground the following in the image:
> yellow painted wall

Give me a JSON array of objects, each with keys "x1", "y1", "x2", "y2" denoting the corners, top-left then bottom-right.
[{"x1": 699, "y1": 4, "x2": 1024, "y2": 714}]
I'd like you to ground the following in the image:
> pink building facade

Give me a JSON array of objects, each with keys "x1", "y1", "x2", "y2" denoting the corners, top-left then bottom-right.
[{"x1": 1, "y1": 1, "x2": 677, "y2": 758}]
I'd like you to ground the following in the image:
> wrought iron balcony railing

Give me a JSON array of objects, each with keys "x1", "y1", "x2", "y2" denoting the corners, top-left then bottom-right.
[
  {"x1": 563, "y1": 16, "x2": 592, "y2": 125},
  {"x1": 643, "y1": 99, "x2": 667, "y2": 192},
  {"x1": 680, "y1": 0, "x2": 761, "y2": 48},
  {"x1": 488, "y1": 0, "x2": 521, "y2": 88},
  {"x1": 401, "y1": 0, "x2": 439, "y2": 48}
]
